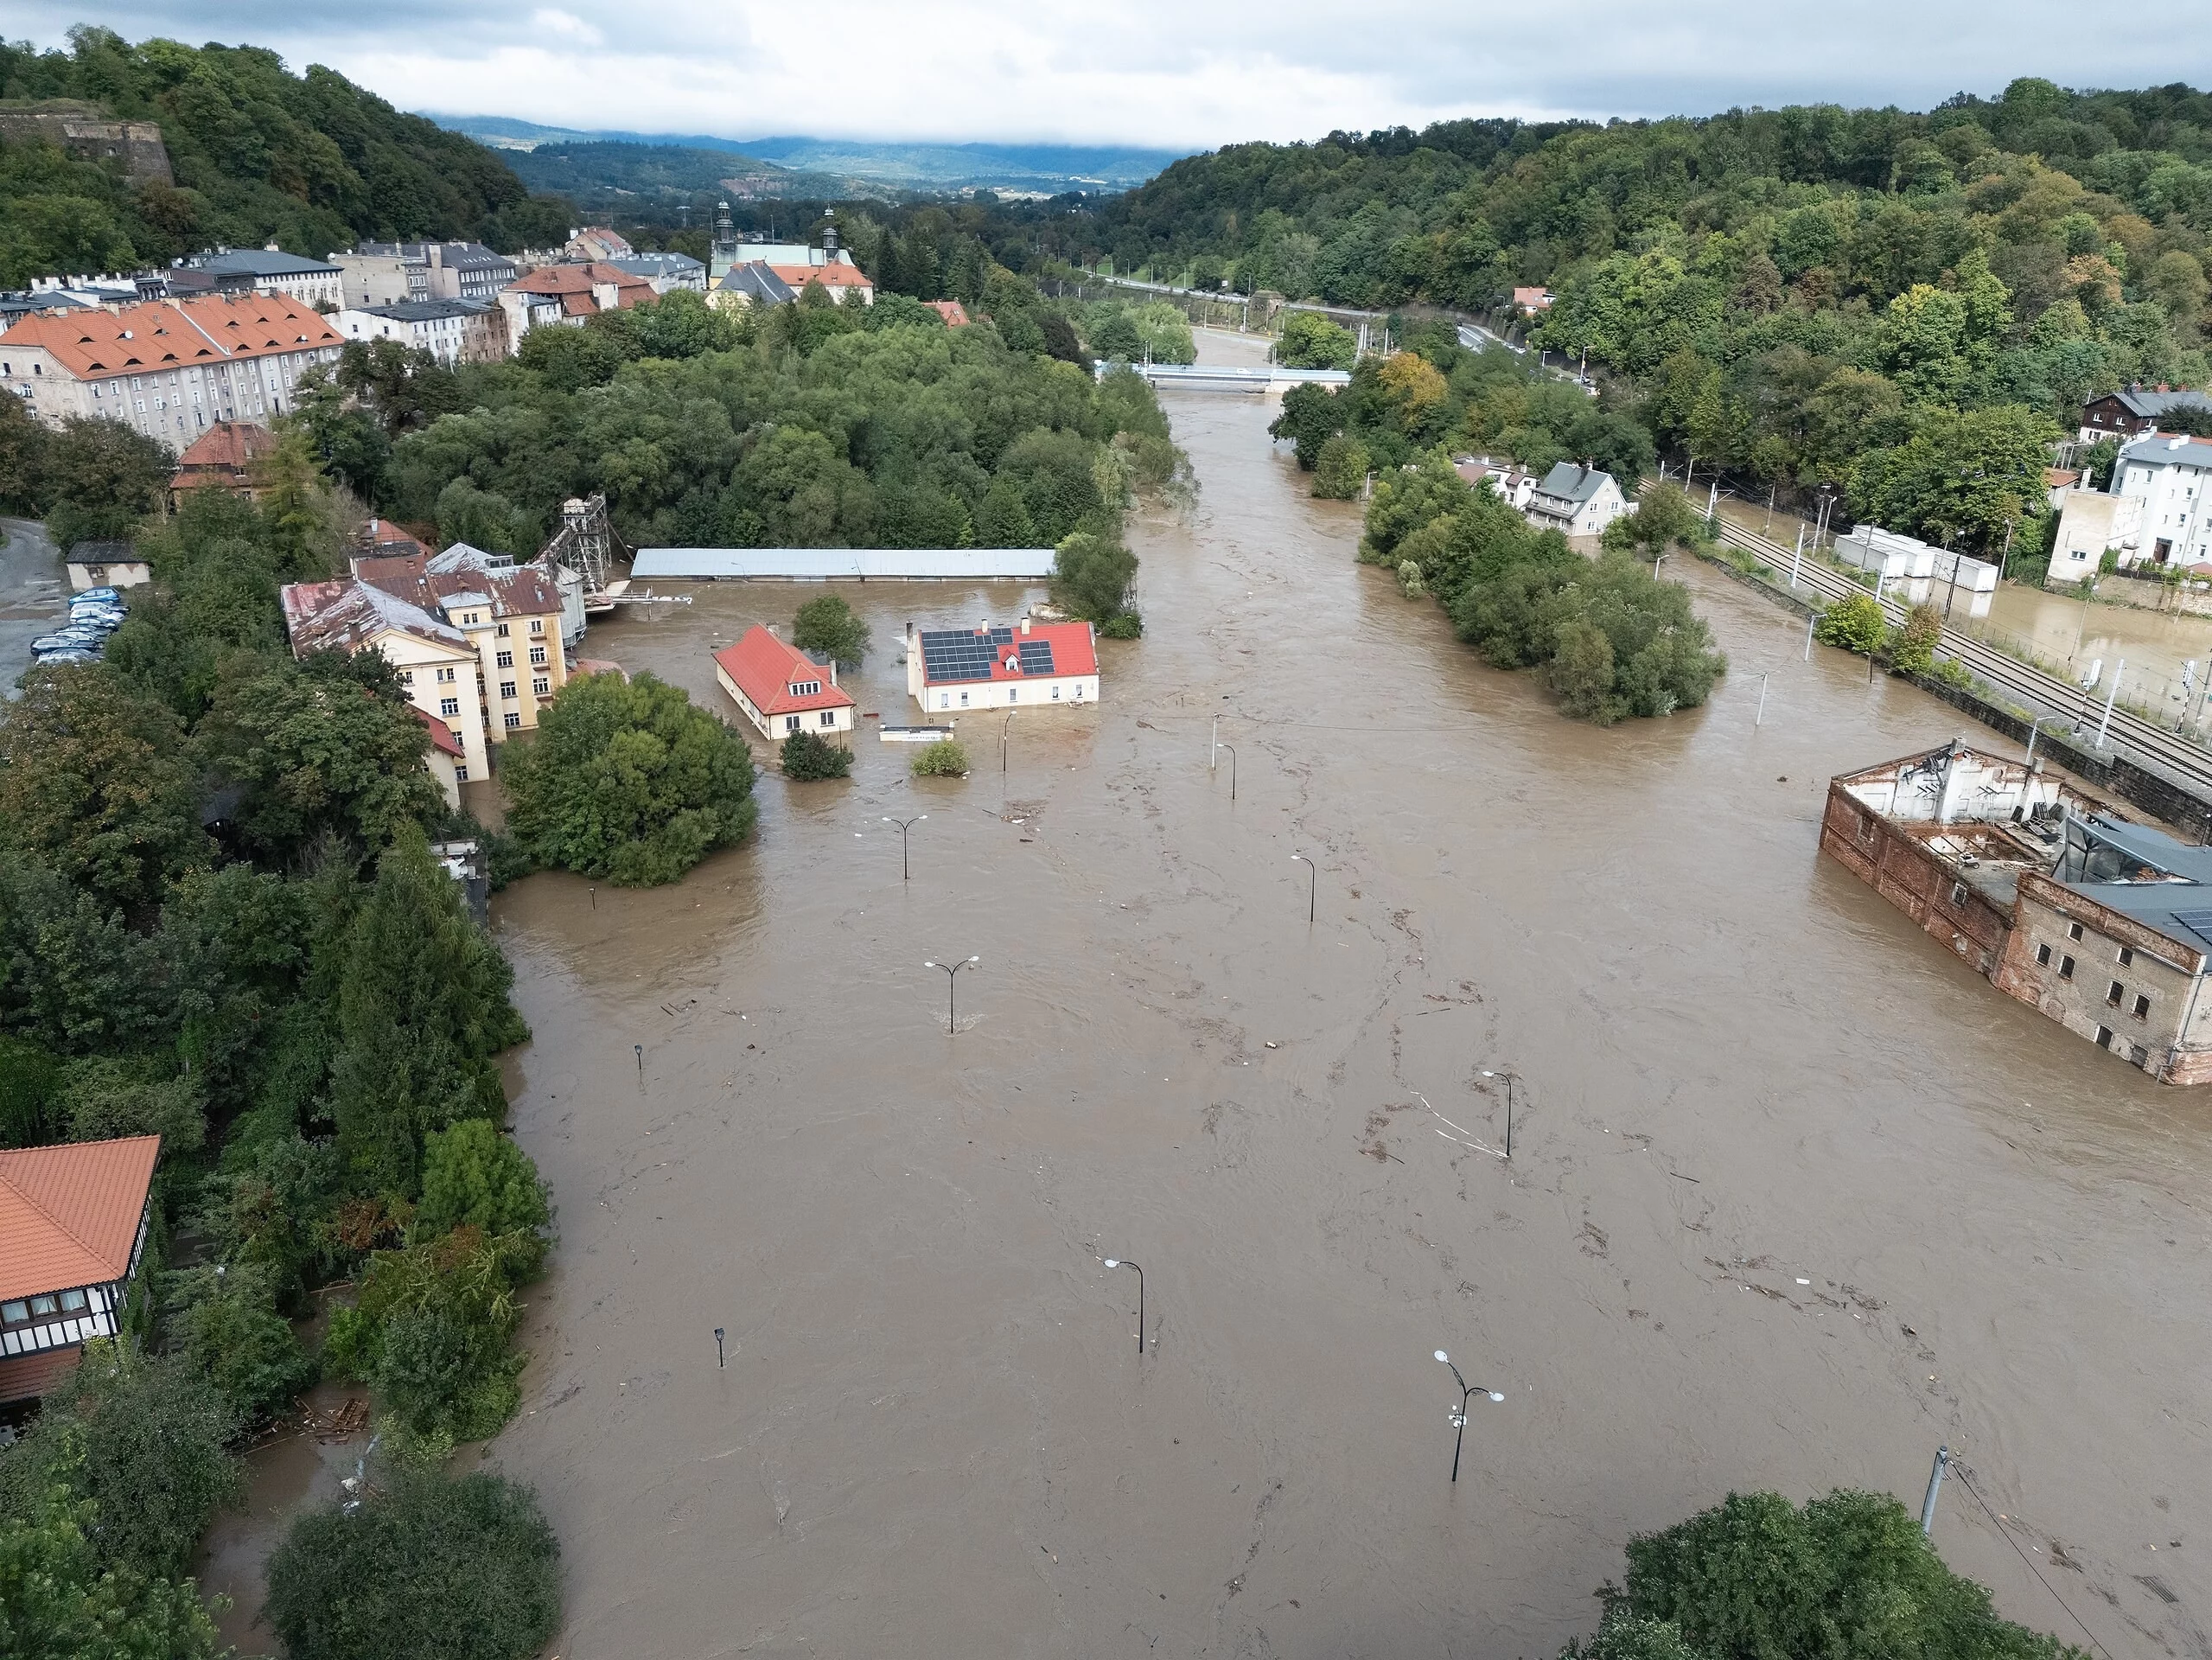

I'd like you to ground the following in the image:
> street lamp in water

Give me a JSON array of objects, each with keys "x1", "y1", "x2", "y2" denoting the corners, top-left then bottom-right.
[
  {"x1": 1435, "y1": 1350, "x2": 1503, "y2": 1483},
  {"x1": 1103, "y1": 1258, "x2": 1144, "y2": 1355},
  {"x1": 922, "y1": 955, "x2": 980, "y2": 1033},
  {"x1": 1478, "y1": 1069, "x2": 1518, "y2": 1159}
]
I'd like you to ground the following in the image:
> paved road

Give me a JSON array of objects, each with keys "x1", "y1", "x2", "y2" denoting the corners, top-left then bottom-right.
[{"x1": 0, "y1": 517, "x2": 66, "y2": 696}]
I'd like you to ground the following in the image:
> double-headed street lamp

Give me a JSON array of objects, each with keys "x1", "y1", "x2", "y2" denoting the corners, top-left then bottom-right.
[
  {"x1": 1434, "y1": 1350, "x2": 1504, "y2": 1483},
  {"x1": 922, "y1": 954, "x2": 979, "y2": 1033},
  {"x1": 873, "y1": 814, "x2": 926, "y2": 881},
  {"x1": 1291, "y1": 852, "x2": 1316, "y2": 923},
  {"x1": 1102, "y1": 1258, "x2": 1144, "y2": 1355}
]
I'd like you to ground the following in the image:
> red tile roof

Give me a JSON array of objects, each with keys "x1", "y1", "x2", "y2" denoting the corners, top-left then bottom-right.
[
  {"x1": 0, "y1": 1135, "x2": 158, "y2": 1305},
  {"x1": 172, "y1": 419, "x2": 276, "y2": 491},
  {"x1": 0, "y1": 292, "x2": 341, "y2": 380},
  {"x1": 917, "y1": 619, "x2": 1098, "y2": 687},
  {"x1": 506, "y1": 262, "x2": 654, "y2": 314},
  {"x1": 928, "y1": 300, "x2": 971, "y2": 326},
  {"x1": 714, "y1": 625, "x2": 856, "y2": 717},
  {"x1": 412, "y1": 704, "x2": 465, "y2": 757},
  {"x1": 765, "y1": 263, "x2": 873, "y2": 292}
]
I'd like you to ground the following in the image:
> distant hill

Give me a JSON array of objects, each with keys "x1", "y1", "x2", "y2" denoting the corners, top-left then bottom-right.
[
  {"x1": 502, "y1": 141, "x2": 782, "y2": 200},
  {"x1": 0, "y1": 30, "x2": 568, "y2": 288},
  {"x1": 430, "y1": 115, "x2": 1183, "y2": 196}
]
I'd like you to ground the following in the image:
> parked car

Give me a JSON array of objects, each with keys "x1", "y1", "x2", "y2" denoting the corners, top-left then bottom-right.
[
  {"x1": 74, "y1": 586, "x2": 120, "y2": 602},
  {"x1": 31, "y1": 648, "x2": 100, "y2": 666},
  {"x1": 32, "y1": 630, "x2": 105, "y2": 653}
]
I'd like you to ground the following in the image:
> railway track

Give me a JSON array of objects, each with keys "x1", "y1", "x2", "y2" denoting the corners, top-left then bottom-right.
[{"x1": 1708, "y1": 517, "x2": 2212, "y2": 794}]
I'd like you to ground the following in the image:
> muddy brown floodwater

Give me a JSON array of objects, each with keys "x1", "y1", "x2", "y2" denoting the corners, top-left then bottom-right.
[{"x1": 484, "y1": 333, "x2": 2211, "y2": 1659}]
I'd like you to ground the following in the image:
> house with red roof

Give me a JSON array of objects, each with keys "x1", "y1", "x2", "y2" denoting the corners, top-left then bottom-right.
[
  {"x1": 905, "y1": 615, "x2": 1099, "y2": 715},
  {"x1": 169, "y1": 418, "x2": 276, "y2": 505},
  {"x1": 496, "y1": 261, "x2": 655, "y2": 352},
  {"x1": 928, "y1": 300, "x2": 971, "y2": 327},
  {"x1": 0, "y1": 1135, "x2": 160, "y2": 1409},
  {"x1": 714, "y1": 624, "x2": 856, "y2": 742}
]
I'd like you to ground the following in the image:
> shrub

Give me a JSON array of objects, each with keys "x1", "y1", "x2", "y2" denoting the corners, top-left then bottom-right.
[
  {"x1": 911, "y1": 740, "x2": 969, "y2": 776},
  {"x1": 1397, "y1": 559, "x2": 1426, "y2": 599},
  {"x1": 791, "y1": 596, "x2": 870, "y2": 666},
  {"x1": 1312, "y1": 434, "x2": 1369, "y2": 500},
  {"x1": 1278, "y1": 312, "x2": 1358, "y2": 369},
  {"x1": 265, "y1": 1466, "x2": 560, "y2": 1660},
  {"x1": 1890, "y1": 601, "x2": 1943, "y2": 676},
  {"x1": 1099, "y1": 611, "x2": 1144, "y2": 639},
  {"x1": 416, "y1": 1120, "x2": 551, "y2": 1249},
  {"x1": 1814, "y1": 592, "x2": 1888, "y2": 654},
  {"x1": 780, "y1": 729, "x2": 852, "y2": 781},
  {"x1": 502, "y1": 671, "x2": 758, "y2": 886},
  {"x1": 163, "y1": 1263, "x2": 317, "y2": 1426}
]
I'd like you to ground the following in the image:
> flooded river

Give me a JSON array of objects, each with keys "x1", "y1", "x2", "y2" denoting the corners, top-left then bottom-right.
[{"x1": 483, "y1": 335, "x2": 2211, "y2": 1658}]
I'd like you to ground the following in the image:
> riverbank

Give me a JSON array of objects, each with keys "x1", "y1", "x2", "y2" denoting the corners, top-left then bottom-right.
[{"x1": 481, "y1": 330, "x2": 2209, "y2": 1659}]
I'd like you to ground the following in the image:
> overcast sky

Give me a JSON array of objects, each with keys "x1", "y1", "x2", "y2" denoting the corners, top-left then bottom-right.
[{"x1": 15, "y1": 2, "x2": 2211, "y2": 150}]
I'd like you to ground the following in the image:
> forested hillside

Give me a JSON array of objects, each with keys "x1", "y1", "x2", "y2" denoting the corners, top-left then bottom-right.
[
  {"x1": 1086, "y1": 79, "x2": 2212, "y2": 557},
  {"x1": 0, "y1": 28, "x2": 571, "y2": 287}
]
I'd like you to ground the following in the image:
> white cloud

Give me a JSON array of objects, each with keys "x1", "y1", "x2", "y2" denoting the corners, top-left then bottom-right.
[{"x1": 9, "y1": 0, "x2": 2212, "y2": 149}]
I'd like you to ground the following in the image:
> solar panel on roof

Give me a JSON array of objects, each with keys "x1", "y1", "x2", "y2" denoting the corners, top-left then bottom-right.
[
  {"x1": 919, "y1": 629, "x2": 1000, "y2": 683},
  {"x1": 1017, "y1": 641, "x2": 1055, "y2": 674},
  {"x1": 2168, "y1": 909, "x2": 2212, "y2": 949}
]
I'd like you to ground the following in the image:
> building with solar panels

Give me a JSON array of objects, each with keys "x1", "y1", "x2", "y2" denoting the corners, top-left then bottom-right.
[
  {"x1": 905, "y1": 615, "x2": 1100, "y2": 715},
  {"x1": 1821, "y1": 739, "x2": 2212, "y2": 1084}
]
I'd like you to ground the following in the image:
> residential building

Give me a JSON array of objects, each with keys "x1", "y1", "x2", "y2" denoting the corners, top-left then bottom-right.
[
  {"x1": 2077, "y1": 386, "x2": 2212, "y2": 444},
  {"x1": 606, "y1": 252, "x2": 708, "y2": 295},
  {"x1": 564, "y1": 227, "x2": 635, "y2": 262},
  {"x1": 498, "y1": 262, "x2": 654, "y2": 350},
  {"x1": 713, "y1": 624, "x2": 857, "y2": 741},
  {"x1": 0, "y1": 291, "x2": 344, "y2": 437},
  {"x1": 170, "y1": 419, "x2": 276, "y2": 505},
  {"x1": 188, "y1": 247, "x2": 345, "y2": 310},
  {"x1": 335, "y1": 299, "x2": 497, "y2": 367},
  {"x1": 2110, "y1": 433, "x2": 2212, "y2": 568},
  {"x1": 710, "y1": 214, "x2": 872, "y2": 308},
  {"x1": 1512, "y1": 287, "x2": 1553, "y2": 312},
  {"x1": 64, "y1": 540, "x2": 150, "y2": 591},
  {"x1": 1523, "y1": 462, "x2": 1627, "y2": 537},
  {"x1": 334, "y1": 246, "x2": 430, "y2": 309},
  {"x1": 282, "y1": 543, "x2": 571, "y2": 781},
  {"x1": 1822, "y1": 739, "x2": 2212, "y2": 1084},
  {"x1": 0, "y1": 1134, "x2": 159, "y2": 1410},
  {"x1": 2050, "y1": 488, "x2": 2147, "y2": 580},
  {"x1": 906, "y1": 616, "x2": 1100, "y2": 714},
  {"x1": 421, "y1": 243, "x2": 520, "y2": 303},
  {"x1": 1453, "y1": 454, "x2": 1537, "y2": 509},
  {"x1": 928, "y1": 299, "x2": 972, "y2": 326},
  {"x1": 414, "y1": 706, "x2": 468, "y2": 808}
]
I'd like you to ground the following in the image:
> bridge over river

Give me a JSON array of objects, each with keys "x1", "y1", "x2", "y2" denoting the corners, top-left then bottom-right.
[{"x1": 1096, "y1": 360, "x2": 1349, "y2": 392}]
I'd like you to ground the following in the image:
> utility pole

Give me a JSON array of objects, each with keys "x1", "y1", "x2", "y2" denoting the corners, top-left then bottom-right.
[
  {"x1": 1756, "y1": 673, "x2": 1769, "y2": 727},
  {"x1": 2096, "y1": 657, "x2": 2125, "y2": 748},
  {"x1": 1705, "y1": 479, "x2": 1718, "y2": 526},
  {"x1": 1791, "y1": 525, "x2": 1805, "y2": 590},
  {"x1": 1803, "y1": 611, "x2": 1817, "y2": 661},
  {"x1": 1920, "y1": 1446, "x2": 1949, "y2": 1536},
  {"x1": 1210, "y1": 715, "x2": 1218, "y2": 771}
]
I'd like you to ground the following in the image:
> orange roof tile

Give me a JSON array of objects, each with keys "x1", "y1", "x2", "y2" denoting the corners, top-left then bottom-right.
[
  {"x1": 412, "y1": 704, "x2": 466, "y2": 758},
  {"x1": 766, "y1": 263, "x2": 873, "y2": 290},
  {"x1": 0, "y1": 293, "x2": 341, "y2": 381},
  {"x1": 506, "y1": 262, "x2": 654, "y2": 312},
  {"x1": 714, "y1": 625, "x2": 856, "y2": 717},
  {"x1": 0, "y1": 1135, "x2": 158, "y2": 1305},
  {"x1": 928, "y1": 299, "x2": 971, "y2": 326}
]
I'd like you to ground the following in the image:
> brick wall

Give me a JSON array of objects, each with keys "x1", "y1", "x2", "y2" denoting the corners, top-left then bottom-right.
[{"x1": 1818, "y1": 784, "x2": 2014, "y2": 974}]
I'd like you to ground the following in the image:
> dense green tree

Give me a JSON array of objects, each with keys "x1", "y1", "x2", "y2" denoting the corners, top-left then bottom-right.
[
  {"x1": 416, "y1": 1119, "x2": 551, "y2": 1247},
  {"x1": 0, "y1": 666, "x2": 209, "y2": 917},
  {"x1": 51, "y1": 1054, "x2": 206, "y2": 1152},
  {"x1": 0, "y1": 1467, "x2": 224, "y2": 1660},
  {"x1": 1271, "y1": 381, "x2": 1344, "y2": 469},
  {"x1": 1278, "y1": 312, "x2": 1358, "y2": 369},
  {"x1": 780, "y1": 729, "x2": 853, "y2": 781},
  {"x1": 791, "y1": 594, "x2": 870, "y2": 665},
  {"x1": 265, "y1": 1466, "x2": 560, "y2": 1660},
  {"x1": 37, "y1": 418, "x2": 171, "y2": 550},
  {"x1": 1615, "y1": 1488, "x2": 2086, "y2": 1660},
  {"x1": 1602, "y1": 483, "x2": 1703, "y2": 555},
  {"x1": 328, "y1": 829, "x2": 526, "y2": 1195},
  {"x1": 1050, "y1": 531, "x2": 1140, "y2": 625},
  {"x1": 163, "y1": 1262, "x2": 316, "y2": 1425},
  {"x1": 1311, "y1": 434, "x2": 1369, "y2": 499},
  {"x1": 1815, "y1": 591, "x2": 1890, "y2": 654},
  {"x1": 502, "y1": 671, "x2": 759, "y2": 887},
  {"x1": 0, "y1": 1033, "x2": 61, "y2": 1147},
  {"x1": 1847, "y1": 405, "x2": 2058, "y2": 553}
]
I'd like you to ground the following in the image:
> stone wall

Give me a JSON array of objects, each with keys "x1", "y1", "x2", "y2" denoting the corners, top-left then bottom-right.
[{"x1": 0, "y1": 101, "x2": 173, "y2": 185}]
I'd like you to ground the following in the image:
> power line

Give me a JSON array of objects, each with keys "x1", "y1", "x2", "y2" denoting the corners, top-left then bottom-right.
[{"x1": 1946, "y1": 1458, "x2": 2113, "y2": 1660}]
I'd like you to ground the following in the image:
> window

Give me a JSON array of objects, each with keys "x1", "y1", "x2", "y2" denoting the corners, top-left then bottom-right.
[
  {"x1": 529, "y1": 647, "x2": 547, "y2": 666},
  {"x1": 2036, "y1": 943, "x2": 2052, "y2": 967},
  {"x1": 2119, "y1": 947, "x2": 2135, "y2": 967},
  {"x1": 1949, "y1": 881, "x2": 1969, "y2": 907},
  {"x1": 789, "y1": 680, "x2": 821, "y2": 697},
  {"x1": 819, "y1": 709, "x2": 837, "y2": 726},
  {"x1": 437, "y1": 666, "x2": 456, "y2": 684},
  {"x1": 529, "y1": 618, "x2": 545, "y2": 635},
  {"x1": 2059, "y1": 954, "x2": 2075, "y2": 980},
  {"x1": 440, "y1": 698, "x2": 460, "y2": 717},
  {"x1": 454, "y1": 765, "x2": 469, "y2": 782},
  {"x1": 2133, "y1": 993, "x2": 2151, "y2": 1018},
  {"x1": 59, "y1": 1289, "x2": 86, "y2": 1312},
  {"x1": 532, "y1": 677, "x2": 550, "y2": 696},
  {"x1": 463, "y1": 611, "x2": 480, "y2": 625},
  {"x1": 0, "y1": 1299, "x2": 25, "y2": 1323},
  {"x1": 940, "y1": 693, "x2": 950, "y2": 709},
  {"x1": 29, "y1": 1294, "x2": 56, "y2": 1316},
  {"x1": 1009, "y1": 686, "x2": 1018, "y2": 702},
  {"x1": 2108, "y1": 980, "x2": 2126, "y2": 1007},
  {"x1": 497, "y1": 622, "x2": 511, "y2": 637},
  {"x1": 785, "y1": 714, "x2": 800, "y2": 733},
  {"x1": 496, "y1": 650, "x2": 513, "y2": 668},
  {"x1": 2096, "y1": 1026, "x2": 2114, "y2": 1050},
  {"x1": 503, "y1": 712, "x2": 521, "y2": 730},
  {"x1": 959, "y1": 691, "x2": 970, "y2": 706},
  {"x1": 2069, "y1": 922, "x2": 2084, "y2": 942},
  {"x1": 500, "y1": 681, "x2": 518, "y2": 699}
]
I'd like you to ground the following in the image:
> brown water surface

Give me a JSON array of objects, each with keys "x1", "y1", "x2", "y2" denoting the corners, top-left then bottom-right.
[{"x1": 487, "y1": 335, "x2": 2212, "y2": 1657}]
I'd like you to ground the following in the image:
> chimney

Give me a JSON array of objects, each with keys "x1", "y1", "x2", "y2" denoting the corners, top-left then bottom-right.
[
  {"x1": 1020, "y1": 615, "x2": 1032, "y2": 635},
  {"x1": 826, "y1": 656, "x2": 837, "y2": 686},
  {"x1": 979, "y1": 617, "x2": 990, "y2": 635}
]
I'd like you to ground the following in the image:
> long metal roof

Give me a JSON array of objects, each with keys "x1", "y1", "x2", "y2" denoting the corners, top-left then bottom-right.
[{"x1": 631, "y1": 548, "x2": 1056, "y2": 580}]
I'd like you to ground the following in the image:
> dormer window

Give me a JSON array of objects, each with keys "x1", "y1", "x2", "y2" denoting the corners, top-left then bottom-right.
[{"x1": 790, "y1": 680, "x2": 822, "y2": 697}]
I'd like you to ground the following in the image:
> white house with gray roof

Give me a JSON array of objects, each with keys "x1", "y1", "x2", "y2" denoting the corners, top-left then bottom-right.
[
  {"x1": 188, "y1": 247, "x2": 343, "y2": 310},
  {"x1": 2111, "y1": 433, "x2": 2212, "y2": 569},
  {"x1": 1524, "y1": 462, "x2": 1627, "y2": 538}
]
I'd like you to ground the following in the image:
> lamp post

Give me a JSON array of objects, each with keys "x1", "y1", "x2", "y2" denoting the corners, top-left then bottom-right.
[
  {"x1": 1102, "y1": 1258, "x2": 1144, "y2": 1355},
  {"x1": 1478, "y1": 1069, "x2": 1517, "y2": 1158},
  {"x1": 877, "y1": 814, "x2": 926, "y2": 881},
  {"x1": 1434, "y1": 1350, "x2": 1503, "y2": 1483},
  {"x1": 922, "y1": 955, "x2": 979, "y2": 1033},
  {"x1": 1002, "y1": 710, "x2": 1016, "y2": 774},
  {"x1": 1291, "y1": 853, "x2": 1316, "y2": 923},
  {"x1": 714, "y1": 1327, "x2": 725, "y2": 1369},
  {"x1": 1219, "y1": 741, "x2": 1237, "y2": 801}
]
